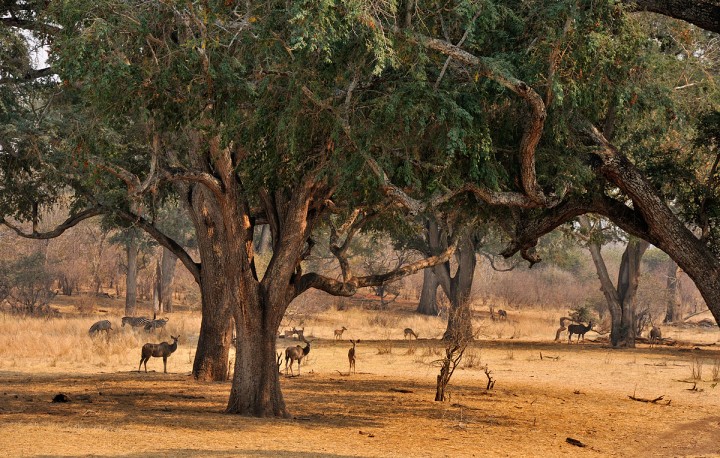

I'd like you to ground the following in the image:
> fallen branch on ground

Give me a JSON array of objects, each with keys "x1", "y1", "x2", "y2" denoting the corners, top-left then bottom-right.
[{"x1": 627, "y1": 394, "x2": 671, "y2": 405}]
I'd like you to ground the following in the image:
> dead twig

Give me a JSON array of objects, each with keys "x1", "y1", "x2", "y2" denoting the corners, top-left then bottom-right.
[
  {"x1": 627, "y1": 394, "x2": 671, "y2": 405},
  {"x1": 566, "y1": 437, "x2": 586, "y2": 447},
  {"x1": 389, "y1": 387, "x2": 413, "y2": 393}
]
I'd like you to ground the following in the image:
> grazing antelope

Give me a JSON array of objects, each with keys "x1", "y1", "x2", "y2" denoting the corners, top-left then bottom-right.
[
  {"x1": 285, "y1": 337, "x2": 311, "y2": 376},
  {"x1": 89, "y1": 320, "x2": 113, "y2": 336},
  {"x1": 334, "y1": 326, "x2": 347, "y2": 340},
  {"x1": 497, "y1": 309, "x2": 508, "y2": 320},
  {"x1": 403, "y1": 328, "x2": 418, "y2": 340},
  {"x1": 649, "y1": 326, "x2": 662, "y2": 347},
  {"x1": 139, "y1": 335, "x2": 179, "y2": 373},
  {"x1": 348, "y1": 339, "x2": 359, "y2": 374},
  {"x1": 568, "y1": 322, "x2": 593, "y2": 343}
]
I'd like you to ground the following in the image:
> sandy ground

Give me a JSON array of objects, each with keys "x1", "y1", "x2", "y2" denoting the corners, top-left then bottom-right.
[{"x1": 2, "y1": 334, "x2": 720, "y2": 457}]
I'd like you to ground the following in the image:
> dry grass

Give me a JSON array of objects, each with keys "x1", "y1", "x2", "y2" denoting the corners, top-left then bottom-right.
[{"x1": 2, "y1": 299, "x2": 720, "y2": 457}]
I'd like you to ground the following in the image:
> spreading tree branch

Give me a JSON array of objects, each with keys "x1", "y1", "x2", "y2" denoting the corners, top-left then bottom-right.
[
  {"x1": 2, "y1": 208, "x2": 103, "y2": 239},
  {"x1": 114, "y1": 209, "x2": 201, "y2": 284}
]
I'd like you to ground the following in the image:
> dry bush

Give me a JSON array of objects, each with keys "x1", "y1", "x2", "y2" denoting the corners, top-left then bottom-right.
[
  {"x1": 74, "y1": 296, "x2": 95, "y2": 315},
  {"x1": 712, "y1": 359, "x2": 720, "y2": 382},
  {"x1": 691, "y1": 357, "x2": 703, "y2": 380},
  {"x1": 462, "y1": 349, "x2": 482, "y2": 369}
]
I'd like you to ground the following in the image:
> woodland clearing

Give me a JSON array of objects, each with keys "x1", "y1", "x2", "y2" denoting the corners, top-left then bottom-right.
[{"x1": 1, "y1": 297, "x2": 719, "y2": 457}]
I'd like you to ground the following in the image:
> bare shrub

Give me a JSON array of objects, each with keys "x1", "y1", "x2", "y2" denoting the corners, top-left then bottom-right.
[
  {"x1": 712, "y1": 359, "x2": 720, "y2": 382},
  {"x1": 366, "y1": 314, "x2": 392, "y2": 328},
  {"x1": 462, "y1": 349, "x2": 482, "y2": 369},
  {"x1": 691, "y1": 357, "x2": 703, "y2": 381},
  {"x1": 7, "y1": 252, "x2": 56, "y2": 316},
  {"x1": 75, "y1": 296, "x2": 95, "y2": 315}
]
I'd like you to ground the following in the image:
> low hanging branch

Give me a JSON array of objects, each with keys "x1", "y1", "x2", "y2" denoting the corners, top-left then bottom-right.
[
  {"x1": 296, "y1": 224, "x2": 466, "y2": 297},
  {"x1": 2, "y1": 208, "x2": 103, "y2": 239}
]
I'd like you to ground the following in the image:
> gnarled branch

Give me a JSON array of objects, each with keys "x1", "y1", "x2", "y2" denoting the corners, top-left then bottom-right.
[{"x1": 2, "y1": 208, "x2": 103, "y2": 239}]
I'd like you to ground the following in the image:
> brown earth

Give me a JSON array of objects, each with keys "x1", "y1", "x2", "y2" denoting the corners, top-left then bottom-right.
[{"x1": 2, "y1": 336, "x2": 720, "y2": 457}]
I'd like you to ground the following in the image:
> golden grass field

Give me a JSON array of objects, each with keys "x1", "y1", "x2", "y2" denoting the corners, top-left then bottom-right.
[{"x1": 1, "y1": 297, "x2": 720, "y2": 457}]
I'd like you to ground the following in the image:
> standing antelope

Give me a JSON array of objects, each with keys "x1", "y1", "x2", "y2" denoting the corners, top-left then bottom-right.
[
  {"x1": 568, "y1": 322, "x2": 593, "y2": 343},
  {"x1": 348, "y1": 339, "x2": 359, "y2": 374},
  {"x1": 649, "y1": 326, "x2": 662, "y2": 347},
  {"x1": 334, "y1": 326, "x2": 347, "y2": 340},
  {"x1": 497, "y1": 309, "x2": 508, "y2": 320},
  {"x1": 139, "y1": 335, "x2": 179, "y2": 373},
  {"x1": 285, "y1": 337, "x2": 311, "y2": 376},
  {"x1": 403, "y1": 328, "x2": 418, "y2": 339}
]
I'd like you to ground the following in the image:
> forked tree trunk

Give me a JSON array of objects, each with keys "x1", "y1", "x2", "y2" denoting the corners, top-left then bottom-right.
[
  {"x1": 417, "y1": 268, "x2": 439, "y2": 315},
  {"x1": 125, "y1": 237, "x2": 139, "y2": 316},
  {"x1": 160, "y1": 247, "x2": 178, "y2": 313},
  {"x1": 584, "y1": 219, "x2": 648, "y2": 348}
]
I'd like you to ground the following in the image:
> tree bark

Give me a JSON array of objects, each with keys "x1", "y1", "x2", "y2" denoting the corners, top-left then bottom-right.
[
  {"x1": 125, "y1": 236, "x2": 139, "y2": 316},
  {"x1": 187, "y1": 184, "x2": 238, "y2": 382},
  {"x1": 417, "y1": 267, "x2": 439, "y2": 315},
  {"x1": 621, "y1": 0, "x2": 720, "y2": 34},
  {"x1": 226, "y1": 287, "x2": 289, "y2": 417},
  {"x1": 160, "y1": 247, "x2": 178, "y2": 313}
]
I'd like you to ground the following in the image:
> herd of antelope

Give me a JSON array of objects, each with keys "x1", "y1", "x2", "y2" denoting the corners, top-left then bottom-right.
[{"x1": 87, "y1": 306, "x2": 668, "y2": 377}]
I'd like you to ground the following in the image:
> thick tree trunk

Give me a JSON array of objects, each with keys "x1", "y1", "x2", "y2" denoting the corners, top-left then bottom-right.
[
  {"x1": 226, "y1": 290, "x2": 288, "y2": 417},
  {"x1": 125, "y1": 237, "x2": 139, "y2": 316},
  {"x1": 417, "y1": 267, "x2": 439, "y2": 315},
  {"x1": 186, "y1": 181, "x2": 241, "y2": 382},
  {"x1": 160, "y1": 247, "x2": 178, "y2": 313},
  {"x1": 664, "y1": 259, "x2": 681, "y2": 323},
  {"x1": 192, "y1": 285, "x2": 233, "y2": 382}
]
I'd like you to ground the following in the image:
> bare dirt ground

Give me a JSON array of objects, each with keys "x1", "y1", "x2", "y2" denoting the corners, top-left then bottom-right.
[{"x1": 1, "y1": 301, "x2": 720, "y2": 457}]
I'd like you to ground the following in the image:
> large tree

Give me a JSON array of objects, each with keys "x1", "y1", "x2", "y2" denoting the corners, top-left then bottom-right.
[{"x1": 3, "y1": 0, "x2": 718, "y2": 417}]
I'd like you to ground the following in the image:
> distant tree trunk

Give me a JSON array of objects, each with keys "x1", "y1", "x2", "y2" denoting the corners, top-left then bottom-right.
[
  {"x1": 254, "y1": 224, "x2": 272, "y2": 255},
  {"x1": 160, "y1": 247, "x2": 178, "y2": 313},
  {"x1": 125, "y1": 236, "x2": 139, "y2": 316},
  {"x1": 417, "y1": 267, "x2": 439, "y2": 315},
  {"x1": 582, "y1": 216, "x2": 649, "y2": 348},
  {"x1": 90, "y1": 232, "x2": 107, "y2": 294},
  {"x1": 425, "y1": 218, "x2": 476, "y2": 342},
  {"x1": 664, "y1": 259, "x2": 681, "y2": 323}
]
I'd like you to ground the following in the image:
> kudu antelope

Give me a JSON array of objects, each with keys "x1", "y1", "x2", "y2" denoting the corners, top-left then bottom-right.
[
  {"x1": 334, "y1": 326, "x2": 347, "y2": 340},
  {"x1": 285, "y1": 337, "x2": 311, "y2": 376},
  {"x1": 568, "y1": 322, "x2": 593, "y2": 343},
  {"x1": 649, "y1": 326, "x2": 662, "y2": 347},
  {"x1": 348, "y1": 339, "x2": 359, "y2": 374},
  {"x1": 139, "y1": 335, "x2": 179, "y2": 373},
  {"x1": 403, "y1": 328, "x2": 418, "y2": 340}
]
